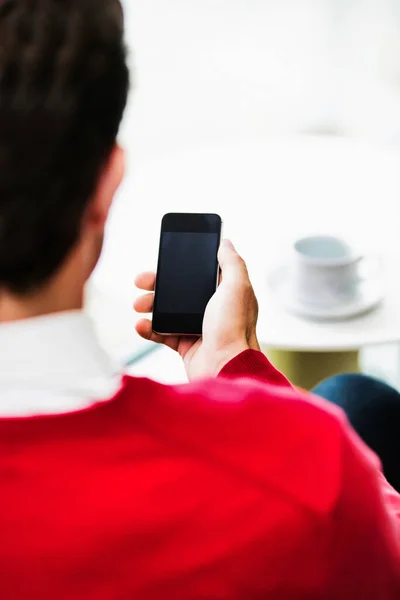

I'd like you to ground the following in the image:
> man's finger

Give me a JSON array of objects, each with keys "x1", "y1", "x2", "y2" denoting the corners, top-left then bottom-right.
[
  {"x1": 135, "y1": 319, "x2": 180, "y2": 352},
  {"x1": 134, "y1": 293, "x2": 154, "y2": 314},
  {"x1": 135, "y1": 272, "x2": 156, "y2": 292}
]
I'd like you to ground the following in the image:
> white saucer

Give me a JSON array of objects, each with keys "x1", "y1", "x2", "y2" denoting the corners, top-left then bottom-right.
[{"x1": 268, "y1": 266, "x2": 385, "y2": 322}]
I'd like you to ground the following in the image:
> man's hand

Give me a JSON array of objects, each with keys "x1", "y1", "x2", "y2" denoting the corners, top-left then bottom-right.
[{"x1": 134, "y1": 240, "x2": 260, "y2": 380}]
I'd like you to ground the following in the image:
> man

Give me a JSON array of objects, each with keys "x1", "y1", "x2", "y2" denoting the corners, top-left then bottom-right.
[{"x1": 0, "y1": 1, "x2": 399, "y2": 598}]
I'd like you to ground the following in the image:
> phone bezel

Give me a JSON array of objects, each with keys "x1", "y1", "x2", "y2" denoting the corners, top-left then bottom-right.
[{"x1": 152, "y1": 213, "x2": 222, "y2": 336}]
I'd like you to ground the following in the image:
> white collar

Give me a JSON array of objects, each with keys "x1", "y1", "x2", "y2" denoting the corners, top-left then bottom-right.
[{"x1": 0, "y1": 311, "x2": 123, "y2": 417}]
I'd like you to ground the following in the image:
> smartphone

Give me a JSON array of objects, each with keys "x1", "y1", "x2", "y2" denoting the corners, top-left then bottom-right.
[{"x1": 153, "y1": 213, "x2": 222, "y2": 336}]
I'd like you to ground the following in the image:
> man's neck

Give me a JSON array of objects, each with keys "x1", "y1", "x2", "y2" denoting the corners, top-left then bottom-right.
[
  {"x1": 0, "y1": 250, "x2": 86, "y2": 323},
  {"x1": 0, "y1": 289, "x2": 84, "y2": 323}
]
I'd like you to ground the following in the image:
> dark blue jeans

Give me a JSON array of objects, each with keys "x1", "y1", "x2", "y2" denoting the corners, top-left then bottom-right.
[{"x1": 314, "y1": 374, "x2": 400, "y2": 493}]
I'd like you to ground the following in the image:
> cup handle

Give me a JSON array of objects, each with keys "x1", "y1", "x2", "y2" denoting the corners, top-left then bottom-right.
[{"x1": 356, "y1": 256, "x2": 382, "y2": 283}]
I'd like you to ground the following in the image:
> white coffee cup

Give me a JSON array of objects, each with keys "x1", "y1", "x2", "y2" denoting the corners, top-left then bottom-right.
[{"x1": 291, "y1": 235, "x2": 366, "y2": 307}]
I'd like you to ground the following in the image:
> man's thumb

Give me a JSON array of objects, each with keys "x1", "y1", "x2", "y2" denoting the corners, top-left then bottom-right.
[{"x1": 218, "y1": 240, "x2": 247, "y2": 278}]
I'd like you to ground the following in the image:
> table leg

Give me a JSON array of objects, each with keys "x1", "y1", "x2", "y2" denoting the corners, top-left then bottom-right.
[{"x1": 262, "y1": 347, "x2": 360, "y2": 391}]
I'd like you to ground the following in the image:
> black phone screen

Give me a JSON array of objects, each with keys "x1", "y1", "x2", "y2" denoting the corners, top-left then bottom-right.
[{"x1": 153, "y1": 214, "x2": 222, "y2": 335}]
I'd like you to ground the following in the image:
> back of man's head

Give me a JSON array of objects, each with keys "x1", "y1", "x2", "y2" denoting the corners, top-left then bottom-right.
[{"x1": 0, "y1": 0, "x2": 129, "y2": 295}]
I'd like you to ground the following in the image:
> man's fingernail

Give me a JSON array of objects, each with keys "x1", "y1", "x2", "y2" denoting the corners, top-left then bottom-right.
[{"x1": 223, "y1": 239, "x2": 234, "y2": 249}]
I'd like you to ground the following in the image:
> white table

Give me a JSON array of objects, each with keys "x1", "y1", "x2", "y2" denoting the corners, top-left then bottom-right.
[{"x1": 89, "y1": 136, "x2": 400, "y2": 387}]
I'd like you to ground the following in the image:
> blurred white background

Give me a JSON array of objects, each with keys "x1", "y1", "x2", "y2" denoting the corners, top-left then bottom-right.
[
  {"x1": 98, "y1": 0, "x2": 400, "y2": 283},
  {"x1": 121, "y1": 0, "x2": 400, "y2": 157}
]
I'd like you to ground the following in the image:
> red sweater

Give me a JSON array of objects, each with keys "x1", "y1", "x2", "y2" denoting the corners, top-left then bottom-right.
[{"x1": 1, "y1": 350, "x2": 399, "y2": 599}]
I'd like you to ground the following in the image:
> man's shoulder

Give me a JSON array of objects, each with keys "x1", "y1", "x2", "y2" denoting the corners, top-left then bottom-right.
[
  {"x1": 120, "y1": 372, "x2": 346, "y2": 450},
  {"x1": 121, "y1": 373, "x2": 346, "y2": 513}
]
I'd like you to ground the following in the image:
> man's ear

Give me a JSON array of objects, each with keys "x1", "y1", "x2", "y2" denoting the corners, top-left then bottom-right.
[{"x1": 86, "y1": 144, "x2": 126, "y2": 230}]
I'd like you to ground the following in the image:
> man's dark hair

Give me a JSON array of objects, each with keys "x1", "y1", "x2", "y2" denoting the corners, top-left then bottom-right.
[{"x1": 0, "y1": 0, "x2": 129, "y2": 293}]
